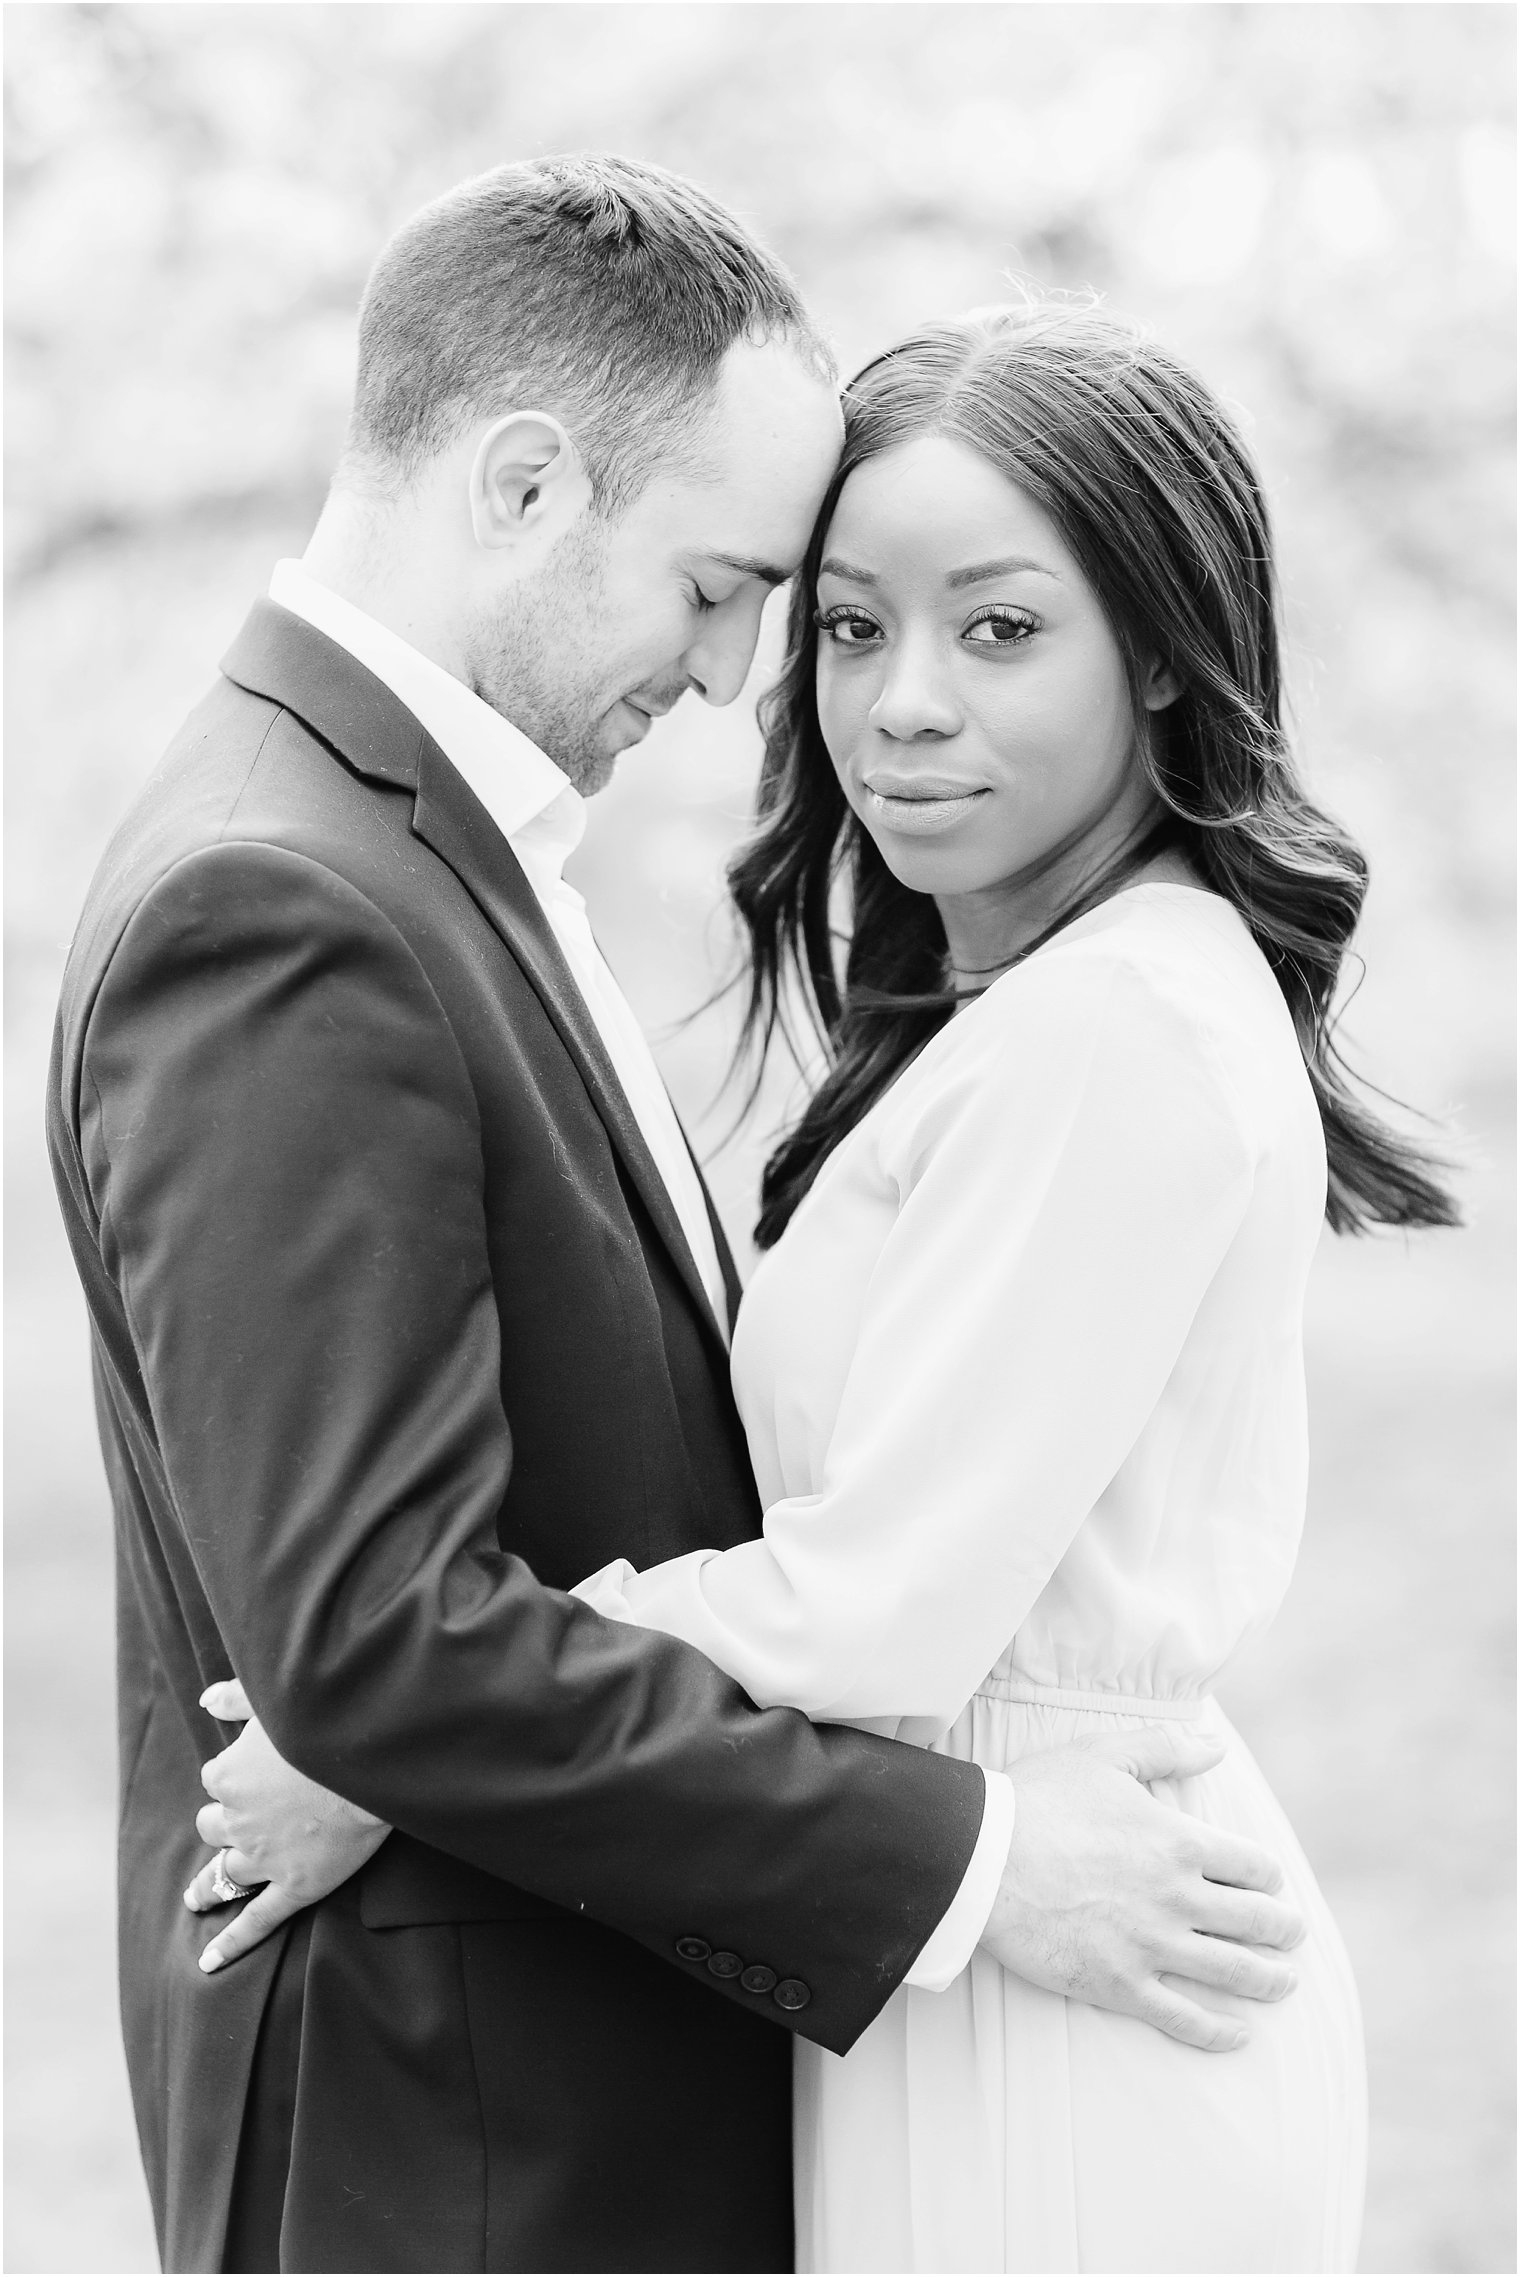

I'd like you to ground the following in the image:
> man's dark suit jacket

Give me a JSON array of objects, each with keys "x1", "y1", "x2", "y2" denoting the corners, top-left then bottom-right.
[{"x1": 47, "y1": 602, "x2": 986, "y2": 2275}]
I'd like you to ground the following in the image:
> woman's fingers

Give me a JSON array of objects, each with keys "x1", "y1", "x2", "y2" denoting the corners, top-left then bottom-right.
[
  {"x1": 1192, "y1": 1874, "x2": 1306, "y2": 1952},
  {"x1": 200, "y1": 1678, "x2": 253, "y2": 1722},
  {"x1": 182, "y1": 1850, "x2": 265, "y2": 1914},
  {"x1": 195, "y1": 1881, "x2": 303, "y2": 1973},
  {"x1": 183, "y1": 1857, "x2": 221, "y2": 1913},
  {"x1": 195, "y1": 1801, "x2": 232, "y2": 1850},
  {"x1": 1169, "y1": 1935, "x2": 1297, "y2": 2004}
]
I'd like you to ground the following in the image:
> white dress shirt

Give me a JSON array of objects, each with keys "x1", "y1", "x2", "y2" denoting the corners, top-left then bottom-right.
[
  {"x1": 269, "y1": 560, "x2": 728, "y2": 1332},
  {"x1": 268, "y1": 560, "x2": 1011, "y2": 1991}
]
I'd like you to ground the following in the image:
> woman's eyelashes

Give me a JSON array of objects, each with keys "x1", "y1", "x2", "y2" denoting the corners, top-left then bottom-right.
[
  {"x1": 962, "y1": 605, "x2": 1038, "y2": 647},
  {"x1": 813, "y1": 603, "x2": 1039, "y2": 650},
  {"x1": 813, "y1": 605, "x2": 882, "y2": 646}
]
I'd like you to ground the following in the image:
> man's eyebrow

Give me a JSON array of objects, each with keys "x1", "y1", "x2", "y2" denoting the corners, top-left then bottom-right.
[
  {"x1": 945, "y1": 556, "x2": 1061, "y2": 588},
  {"x1": 706, "y1": 550, "x2": 792, "y2": 587}
]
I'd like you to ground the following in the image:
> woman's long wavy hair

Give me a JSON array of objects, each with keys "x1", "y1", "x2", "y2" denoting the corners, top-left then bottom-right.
[{"x1": 730, "y1": 300, "x2": 1460, "y2": 1250}]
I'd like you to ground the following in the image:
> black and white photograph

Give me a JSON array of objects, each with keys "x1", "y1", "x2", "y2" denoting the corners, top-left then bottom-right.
[{"x1": 4, "y1": 5, "x2": 1514, "y2": 2273}]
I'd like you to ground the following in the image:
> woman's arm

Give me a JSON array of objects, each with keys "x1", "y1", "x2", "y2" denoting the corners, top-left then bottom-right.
[{"x1": 575, "y1": 950, "x2": 1257, "y2": 1732}]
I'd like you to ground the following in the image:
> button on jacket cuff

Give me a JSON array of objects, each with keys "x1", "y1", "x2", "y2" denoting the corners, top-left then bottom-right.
[
  {"x1": 672, "y1": 1939, "x2": 810, "y2": 2012},
  {"x1": 901, "y1": 1767, "x2": 1015, "y2": 1992}
]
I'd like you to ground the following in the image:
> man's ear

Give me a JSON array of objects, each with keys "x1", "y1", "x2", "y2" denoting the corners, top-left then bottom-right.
[
  {"x1": 1141, "y1": 656, "x2": 1183, "y2": 713},
  {"x1": 468, "y1": 412, "x2": 593, "y2": 554}
]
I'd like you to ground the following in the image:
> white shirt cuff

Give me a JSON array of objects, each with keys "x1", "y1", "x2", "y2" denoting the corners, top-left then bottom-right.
[{"x1": 901, "y1": 1767, "x2": 1016, "y2": 1992}]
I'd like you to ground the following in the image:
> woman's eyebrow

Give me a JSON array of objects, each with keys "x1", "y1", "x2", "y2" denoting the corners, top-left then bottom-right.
[
  {"x1": 817, "y1": 555, "x2": 1063, "y2": 587},
  {"x1": 945, "y1": 556, "x2": 1061, "y2": 587}
]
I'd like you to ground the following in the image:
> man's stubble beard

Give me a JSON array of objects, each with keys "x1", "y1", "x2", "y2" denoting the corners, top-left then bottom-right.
[{"x1": 467, "y1": 517, "x2": 618, "y2": 794}]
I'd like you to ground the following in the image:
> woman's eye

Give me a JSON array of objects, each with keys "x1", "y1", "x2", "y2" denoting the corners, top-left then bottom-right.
[
  {"x1": 963, "y1": 609, "x2": 1036, "y2": 647},
  {"x1": 689, "y1": 584, "x2": 717, "y2": 613},
  {"x1": 813, "y1": 608, "x2": 882, "y2": 647}
]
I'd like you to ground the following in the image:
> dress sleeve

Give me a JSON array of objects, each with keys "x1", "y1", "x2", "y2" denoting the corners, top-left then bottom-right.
[{"x1": 574, "y1": 946, "x2": 1258, "y2": 1730}]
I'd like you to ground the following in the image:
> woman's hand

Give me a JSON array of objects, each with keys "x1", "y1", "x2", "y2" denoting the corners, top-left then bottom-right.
[{"x1": 184, "y1": 1678, "x2": 391, "y2": 1972}]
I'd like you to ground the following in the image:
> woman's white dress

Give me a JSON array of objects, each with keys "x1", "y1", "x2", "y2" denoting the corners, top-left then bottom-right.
[{"x1": 578, "y1": 883, "x2": 1366, "y2": 2274}]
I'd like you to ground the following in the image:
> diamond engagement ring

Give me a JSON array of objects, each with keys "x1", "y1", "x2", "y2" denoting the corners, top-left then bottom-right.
[{"x1": 210, "y1": 1850, "x2": 254, "y2": 1904}]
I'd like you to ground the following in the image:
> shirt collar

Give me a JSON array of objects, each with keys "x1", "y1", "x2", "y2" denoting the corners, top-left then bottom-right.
[{"x1": 268, "y1": 558, "x2": 585, "y2": 860}]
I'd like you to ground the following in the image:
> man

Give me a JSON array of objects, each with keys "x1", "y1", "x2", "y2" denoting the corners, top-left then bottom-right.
[{"x1": 49, "y1": 155, "x2": 1301, "y2": 2275}]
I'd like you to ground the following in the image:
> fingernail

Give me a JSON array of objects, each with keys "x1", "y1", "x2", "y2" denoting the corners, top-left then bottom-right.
[
  {"x1": 199, "y1": 1949, "x2": 223, "y2": 1973},
  {"x1": 1229, "y1": 2030, "x2": 1248, "y2": 2049},
  {"x1": 182, "y1": 1889, "x2": 198, "y2": 1909}
]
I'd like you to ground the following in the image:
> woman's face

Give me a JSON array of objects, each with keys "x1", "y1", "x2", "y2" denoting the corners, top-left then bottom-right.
[{"x1": 814, "y1": 433, "x2": 1175, "y2": 945}]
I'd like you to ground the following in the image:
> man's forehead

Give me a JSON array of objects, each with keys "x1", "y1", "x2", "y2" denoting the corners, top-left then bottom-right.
[
  {"x1": 649, "y1": 458, "x2": 834, "y2": 578},
  {"x1": 634, "y1": 351, "x2": 840, "y2": 569}
]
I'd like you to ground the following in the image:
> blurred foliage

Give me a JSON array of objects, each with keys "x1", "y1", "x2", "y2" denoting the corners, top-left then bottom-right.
[
  {"x1": 4, "y1": 6, "x2": 1513, "y2": 2273},
  {"x1": 5, "y1": 2, "x2": 1515, "y2": 1097}
]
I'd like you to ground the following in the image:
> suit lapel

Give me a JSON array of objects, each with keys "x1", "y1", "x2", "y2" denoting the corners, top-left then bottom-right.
[
  {"x1": 409, "y1": 741, "x2": 731, "y2": 1351},
  {"x1": 680, "y1": 1124, "x2": 745, "y2": 1338},
  {"x1": 221, "y1": 601, "x2": 731, "y2": 1357}
]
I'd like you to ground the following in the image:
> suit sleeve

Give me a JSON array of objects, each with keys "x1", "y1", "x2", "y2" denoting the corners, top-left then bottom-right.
[{"x1": 77, "y1": 840, "x2": 985, "y2": 2053}]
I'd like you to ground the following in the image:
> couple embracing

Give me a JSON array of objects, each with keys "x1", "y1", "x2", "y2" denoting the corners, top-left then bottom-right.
[{"x1": 50, "y1": 154, "x2": 1452, "y2": 2276}]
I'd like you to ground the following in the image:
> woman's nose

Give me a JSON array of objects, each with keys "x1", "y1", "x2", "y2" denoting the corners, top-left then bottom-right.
[{"x1": 867, "y1": 637, "x2": 960, "y2": 741}]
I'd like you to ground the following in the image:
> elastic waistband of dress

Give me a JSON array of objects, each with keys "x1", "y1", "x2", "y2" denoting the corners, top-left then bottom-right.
[{"x1": 974, "y1": 1676, "x2": 1212, "y2": 1720}]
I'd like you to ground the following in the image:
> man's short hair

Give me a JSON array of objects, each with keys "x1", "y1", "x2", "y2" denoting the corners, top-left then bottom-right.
[{"x1": 344, "y1": 153, "x2": 835, "y2": 512}]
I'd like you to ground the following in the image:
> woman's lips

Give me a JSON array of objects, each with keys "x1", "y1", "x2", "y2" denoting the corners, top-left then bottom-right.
[{"x1": 862, "y1": 779, "x2": 990, "y2": 834}]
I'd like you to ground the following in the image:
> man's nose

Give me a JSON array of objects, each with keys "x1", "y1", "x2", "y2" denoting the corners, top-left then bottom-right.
[
  {"x1": 868, "y1": 634, "x2": 960, "y2": 741},
  {"x1": 685, "y1": 605, "x2": 767, "y2": 709}
]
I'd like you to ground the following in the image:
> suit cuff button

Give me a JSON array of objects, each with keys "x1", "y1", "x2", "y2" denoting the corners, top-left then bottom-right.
[
  {"x1": 773, "y1": 1978, "x2": 811, "y2": 2012},
  {"x1": 740, "y1": 1964, "x2": 778, "y2": 1995},
  {"x1": 706, "y1": 1949, "x2": 744, "y2": 1979},
  {"x1": 675, "y1": 1937, "x2": 712, "y2": 1962}
]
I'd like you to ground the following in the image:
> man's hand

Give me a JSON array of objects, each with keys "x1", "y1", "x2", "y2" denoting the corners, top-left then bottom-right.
[
  {"x1": 184, "y1": 1679, "x2": 391, "y2": 1973},
  {"x1": 981, "y1": 1725, "x2": 1304, "y2": 2053}
]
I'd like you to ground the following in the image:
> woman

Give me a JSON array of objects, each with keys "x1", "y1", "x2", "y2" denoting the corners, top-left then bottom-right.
[
  {"x1": 194, "y1": 301, "x2": 1456, "y2": 2272},
  {"x1": 565, "y1": 301, "x2": 1454, "y2": 2273}
]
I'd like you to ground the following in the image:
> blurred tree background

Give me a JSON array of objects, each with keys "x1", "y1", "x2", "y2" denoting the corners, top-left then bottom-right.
[{"x1": 4, "y1": 5, "x2": 1513, "y2": 2270}]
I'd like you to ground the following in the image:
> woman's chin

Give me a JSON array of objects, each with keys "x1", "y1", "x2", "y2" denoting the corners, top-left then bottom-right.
[{"x1": 865, "y1": 829, "x2": 989, "y2": 903}]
